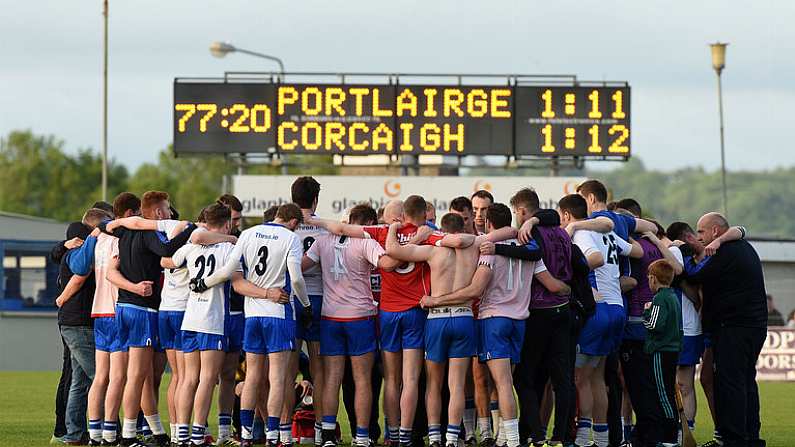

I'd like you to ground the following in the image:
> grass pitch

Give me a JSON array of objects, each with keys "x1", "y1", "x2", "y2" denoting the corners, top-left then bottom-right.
[{"x1": 1, "y1": 371, "x2": 793, "y2": 446}]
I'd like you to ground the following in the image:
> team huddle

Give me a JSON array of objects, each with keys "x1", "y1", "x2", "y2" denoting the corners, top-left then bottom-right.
[{"x1": 56, "y1": 177, "x2": 751, "y2": 447}]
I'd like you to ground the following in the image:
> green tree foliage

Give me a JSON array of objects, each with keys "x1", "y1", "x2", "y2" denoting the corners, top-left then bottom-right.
[
  {"x1": 595, "y1": 158, "x2": 795, "y2": 238},
  {"x1": 2, "y1": 129, "x2": 793, "y2": 238},
  {"x1": 0, "y1": 130, "x2": 128, "y2": 222}
]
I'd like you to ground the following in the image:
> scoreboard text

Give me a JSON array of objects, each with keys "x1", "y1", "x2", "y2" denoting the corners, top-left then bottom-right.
[{"x1": 174, "y1": 82, "x2": 630, "y2": 157}]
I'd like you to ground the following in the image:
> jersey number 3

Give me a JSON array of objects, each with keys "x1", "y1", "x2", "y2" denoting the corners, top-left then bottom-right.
[{"x1": 254, "y1": 246, "x2": 269, "y2": 276}]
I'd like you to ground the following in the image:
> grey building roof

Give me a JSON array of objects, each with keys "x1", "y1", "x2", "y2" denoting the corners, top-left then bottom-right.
[{"x1": 0, "y1": 211, "x2": 67, "y2": 241}]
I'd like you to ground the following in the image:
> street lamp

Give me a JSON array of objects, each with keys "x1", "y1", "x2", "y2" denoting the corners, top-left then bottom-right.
[
  {"x1": 209, "y1": 42, "x2": 285, "y2": 77},
  {"x1": 209, "y1": 42, "x2": 287, "y2": 174},
  {"x1": 710, "y1": 42, "x2": 729, "y2": 217}
]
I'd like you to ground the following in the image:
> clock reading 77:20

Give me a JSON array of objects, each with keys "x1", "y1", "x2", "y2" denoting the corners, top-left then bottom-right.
[{"x1": 174, "y1": 103, "x2": 272, "y2": 133}]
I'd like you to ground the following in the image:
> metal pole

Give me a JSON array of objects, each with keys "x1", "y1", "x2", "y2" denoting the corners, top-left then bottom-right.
[
  {"x1": 101, "y1": 0, "x2": 108, "y2": 201},
  {"x1": 717, "y1": 72, "x2": 728, "y2": 217}
]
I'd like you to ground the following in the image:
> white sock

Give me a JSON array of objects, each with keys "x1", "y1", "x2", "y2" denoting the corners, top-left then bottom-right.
[
  {"x1": 593, "y1": 423, "x2": 609, "y2": 447},
  {"x1": 478, "y1": 417, "x2": 493, "y2": 440},
  {"x1": 144, "y1": 413, "x2": 166, "y2": 436},
  {"x1": 491, "y1": 408, "x2": 501, "y2": 440},
  {"x1": 463, "y1": 404, "x2": 476, "y2": 441},
  {"x1": 502, "y1": 419, "x2": 519, "y2": 447},
  {"x1": 170, "y1": 423, "x2": 177, "y2": 442},
  {"x1": 575, "y1": 418, "x2": 592, "y2": 447},
  {"x1": 496, "y1": 420, "x2": 507, "y2": 446},
  {"x1": 122, "y1": 418, "x2": 137, "y2": 439}
]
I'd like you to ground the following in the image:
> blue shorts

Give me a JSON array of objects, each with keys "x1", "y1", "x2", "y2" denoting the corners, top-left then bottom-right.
[
  {"x1": 182, "y1": 330, "x2": 227, "y2": 352},
  {"x1": 94, "y1": 316, "x2": 125, "y2": 353},
  {"x1": 116, "y1": 304, "x2": 159, "y2": 349},
  {"x1": 678, "y1": 334, "x2": 705, "y2": 366},
  {"x1": 320, "y1": 318, "x2": 377, "y2": 356},
  {"x1": 225, "y1": 312, "x2": 245, "y2": 352},
  {"x1": 703, "y1": 332, "x2": 712, "y2": 349},
  {"x1": 379, "y1": 307, "x2": 426, "y2": 352},
  {"x1": 578, "y1": 302, "x2": 625, "y2": 356},
  {"x1": 158, "y1": 310, "x2": 185, "y2": 351},
  {"x1": 478, "y1": 317, "x2": 525, "y2": 364},
  {"x1": 243, "y1": 317, "x2": 296, "y2": 354},
  {"x1": 295, "y1": 295, "x2": 322, "y2": 342},
  {"x1": 425, "y1": 315, "x2": 476, "y2": 363}
]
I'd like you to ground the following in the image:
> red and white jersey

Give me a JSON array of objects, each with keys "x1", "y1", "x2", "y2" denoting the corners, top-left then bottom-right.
[
  {"x1": 363, "y1": 223, "x2": 443, "y2": 312},
  {"x1": 307, "y1": 234, "x2": 384, "y2": 319}
]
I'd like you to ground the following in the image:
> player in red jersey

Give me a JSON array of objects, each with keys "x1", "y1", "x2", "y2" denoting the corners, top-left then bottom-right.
[{"x1": 308, "y1": 196, "x2": 465, "y2": 446}]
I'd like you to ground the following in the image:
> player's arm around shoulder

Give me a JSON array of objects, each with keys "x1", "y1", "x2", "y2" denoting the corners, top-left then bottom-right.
[{"x1": 385, "y1": 222, "x2": 433, "y2": 262}]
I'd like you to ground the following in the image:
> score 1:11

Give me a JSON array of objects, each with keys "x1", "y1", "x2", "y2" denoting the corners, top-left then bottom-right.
[{"x1": 540, "y1": 89, "x2": 626, "y2": 119}]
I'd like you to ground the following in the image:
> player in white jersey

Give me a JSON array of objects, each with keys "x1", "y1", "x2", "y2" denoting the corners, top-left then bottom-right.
[
  {"x1": 557, "y1": 194, "x2": 642, "y2": 447},
  {"x1": 162, "y1": 203, "x2": 236, "y2": 446},
  {"x1": 289, "y1": 176, "x2": 328, "y2": 445},
  {"x1": 190, "y1": 203, "x2": 312, "y2": 447}
]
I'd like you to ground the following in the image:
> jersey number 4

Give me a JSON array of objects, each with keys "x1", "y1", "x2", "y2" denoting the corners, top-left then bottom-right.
[
  {"x1": 254, "y1": 246, "x2": 269, "y2": 276},
  {"x1": 195, "y1": 254, "x2": 216, "y2": 278}
]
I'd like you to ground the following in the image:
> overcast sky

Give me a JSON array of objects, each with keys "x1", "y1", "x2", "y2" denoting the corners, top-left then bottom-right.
[{"x1": 1, "y1": 0, "x2": 790, "y2": 172}]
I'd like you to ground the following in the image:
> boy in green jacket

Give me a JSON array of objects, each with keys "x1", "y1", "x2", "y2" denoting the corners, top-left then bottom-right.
[{"x1": 643, "y1": 259, "x2": 683, "y2": 447}]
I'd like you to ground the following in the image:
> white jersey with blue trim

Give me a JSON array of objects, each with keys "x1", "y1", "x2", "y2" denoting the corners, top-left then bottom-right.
[
  {"x1": 572, "y1": 229, "x2": 632, "y2": 306},
  {"x1": 172, "y1": 241, "x2": 235, "y2": 335},
  {"x1": 157, "y1": 219, "x2": 190, "y2": 311},
  {"x1": 294, "y1": 216, "x2": 327, "y2": 296},
  {"x1": 238, "y1": 223, "x2": 305, "y2": 319},
  {"x1": 669, "y1": 245, "x2": 702, "y2": 336}
]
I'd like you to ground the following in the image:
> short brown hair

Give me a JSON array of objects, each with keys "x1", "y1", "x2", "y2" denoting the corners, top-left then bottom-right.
[
  {"x1": 349, "y1": 204, "x2": 378, "y2": 225},
  {"x1": 648, "y1": 259, "x2": 675, "y2": 287},
  {"x1": 510, "y1": 188, "x2": 540, "y2": 213},
  {"x1": 486, "y1": 203, "x2": 512, "y2": 229},
  {"x1": 291, "y1": 176, "x2": 321, "y2": 209},
  {"x1": 449, "y1": 196, "x2": 472, "y2": 214},
  {"x1": 471, "y1": 190, "x2": 494, "y2": 203},
  {"x1": 403, "y1": 195, "x2": 427, "y2": 221},
  {"x1": 217, "y1": 194, "x2": 243, "y2": 212},
  {"x1": 263, "y1": 205, "x2": 279, "y2": 223},
  {"x1": 204, "y1": 203, "x2": 232, "y2": 228},
  {"x1": 558, "y1": 194, "x2": 589, "y2": 219},
  {"x1": 577, "y1": 179, "x2": 608, "y2": 204},
  {"x1": 82, "y1": 208, "x2": 113, "y2": 227},
  {"x1": 112, "y1": 192, "x2": 140, "y2": 218},
  {"x1": 440, "y1": 213, "x2": 465, "y2": 234},
  {"x1": 277, "y1": 203, "x2": 303, "y2": 224},
  {"x1": 141, "y1": 191, "x2": 169, "y2": 216}
]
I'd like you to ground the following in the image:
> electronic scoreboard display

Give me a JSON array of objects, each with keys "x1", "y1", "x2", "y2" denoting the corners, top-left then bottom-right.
[{"x1": 173, "y1": 80, "x2": 630, "y2": 158}]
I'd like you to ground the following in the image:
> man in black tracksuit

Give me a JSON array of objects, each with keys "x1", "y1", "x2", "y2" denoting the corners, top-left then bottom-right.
[{"x1": 684, "y1": 213, "x2": 767, "y2": 447}]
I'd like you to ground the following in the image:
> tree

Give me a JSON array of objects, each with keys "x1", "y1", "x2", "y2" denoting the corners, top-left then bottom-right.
[{"x1": 0, "y1": 130, "x2": 128, "y2": 222}]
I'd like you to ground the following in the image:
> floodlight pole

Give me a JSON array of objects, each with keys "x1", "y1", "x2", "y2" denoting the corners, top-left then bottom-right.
[
  {"x1": 711, "y1": 42, "x2": 729, "y2": 218},
  {"x1": 101, "y1": 0, "x2": 109, "y2": 201}
]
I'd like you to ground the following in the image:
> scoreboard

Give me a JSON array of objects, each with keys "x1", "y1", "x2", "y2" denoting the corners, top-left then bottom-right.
[{"x1": 174, "y1": 79, "x2": 630, "y2": 158}]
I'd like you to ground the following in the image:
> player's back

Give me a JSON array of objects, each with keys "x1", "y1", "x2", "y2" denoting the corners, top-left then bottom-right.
[
  {"x1": 181, "y1": 242, "x2": 235, "y2": 334},
  {"x1": 573, "y1": 229, "x2": 623, "y2": 306},
  {"x1": 479, "y1": 238, "x2": 543, "y2": 320},
  {"x1": 294, "y1": 218, "x2": 328, "y2": 296},
  {"x1": 239, "y1": 223, "x2": 302, "y2": 319},
  {"x1": 92, "y1": 232, "x2": 119, "y2": 317},
  {"x1": 310, "y1": 234, "x2": 383, "y2": 318},
  {"x1": 365, "y1": 223, "x2": 432, "y2": 312}
]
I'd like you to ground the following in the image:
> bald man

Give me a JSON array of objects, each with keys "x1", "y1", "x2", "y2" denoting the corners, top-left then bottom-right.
[{"x1": 684, "y1": 213, "x2": 766, "y2": 447}]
